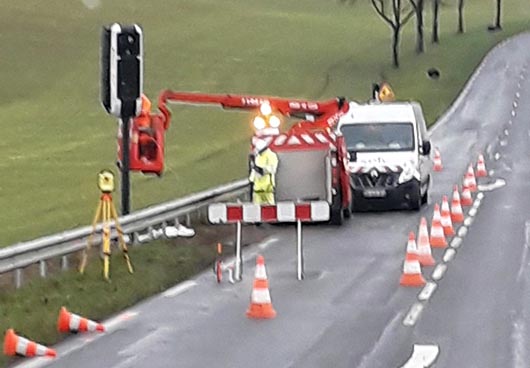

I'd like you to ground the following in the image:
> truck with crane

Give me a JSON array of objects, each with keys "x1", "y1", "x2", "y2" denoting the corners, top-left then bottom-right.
[
  {"x1": 117, "y1": 86, "x2": 432, "y2": 220},
  {"x1": 119, "y1": 91, "x2": 354, "y2": 224}
]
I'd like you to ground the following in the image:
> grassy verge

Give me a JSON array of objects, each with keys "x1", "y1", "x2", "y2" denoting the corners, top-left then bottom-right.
[
  {"x1": 0, "y1": 238, "x2": 215, "y2": 367},
  {"x1": 0, "y1": 0, "x2": 528, "y2": 245}
]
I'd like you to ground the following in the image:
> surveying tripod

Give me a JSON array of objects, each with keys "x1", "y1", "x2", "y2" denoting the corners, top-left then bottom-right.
[{"x1": 79, "y1": 170, "x2": 134, "y2": 281}]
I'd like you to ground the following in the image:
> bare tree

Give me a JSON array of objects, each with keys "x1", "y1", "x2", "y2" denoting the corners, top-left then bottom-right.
[
  {"x1": 409, "y1": 0, "x2": 425, "y2": 53},
  {"x1": 432, "y1": 0, "x2": 440, "y2": 43},
  {"x1": 457, "y1": 0, "x2": 465, "y2": 33},
  {"x1": 371, "y1": 0, "x2": 415, "y2": 68}
]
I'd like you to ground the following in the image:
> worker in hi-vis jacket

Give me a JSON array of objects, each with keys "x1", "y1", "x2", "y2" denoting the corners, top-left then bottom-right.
[{"x1": 249, "y1": 138, "x2": 279, "y2": 205}]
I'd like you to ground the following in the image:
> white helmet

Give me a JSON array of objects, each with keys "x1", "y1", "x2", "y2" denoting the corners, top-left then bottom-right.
[{"x1": 254, "y1": 138, "x2": 269, "y2": 153}]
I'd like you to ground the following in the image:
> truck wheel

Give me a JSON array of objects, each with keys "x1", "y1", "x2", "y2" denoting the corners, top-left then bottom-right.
[
  {"x1": 343, "y1": 197, "x2": 352, "y2": 218},
  {"x1": 330, "y1": 193, "x2": 344, "y2": 225},
  {"x1": 421, "y1": 175, "x2": 430, "y2": 205},
  {"x1": 409, "y1": 182, "x2": 422, "y2": 211}
]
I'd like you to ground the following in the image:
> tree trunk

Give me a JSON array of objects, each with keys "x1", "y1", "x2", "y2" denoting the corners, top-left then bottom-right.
[
  {"x1": 495, "y1": 0, "x2": 502, "y2": 29},
  {"x1": 415, "y1": 0, "x2": 424, "y2": 53},
  {"x1": 432, "y1": 0, "x2": 440, "y2": 43},
  {"x1": 392, "y1": 26, "x2": 400, "y2": 68},
  {"x1": 458, "y1": 0, "x2": 464, "y2": 33}
]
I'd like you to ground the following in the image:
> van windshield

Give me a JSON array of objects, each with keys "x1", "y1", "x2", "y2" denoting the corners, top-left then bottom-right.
[{"x1": 341, "y1": 122, "x2": 414, "y2": 152}]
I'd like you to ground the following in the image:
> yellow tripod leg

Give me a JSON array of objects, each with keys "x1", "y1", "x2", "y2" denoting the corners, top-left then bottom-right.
[
  {"x1": 111, "y1": 202, "x2": 134, "y2": 274},
  {"x1": 102, "y1": 199, "x2": 112, "y2": 281},
  {"x1": 79, "y1": 198, "x2": 103, "y2": 274}
]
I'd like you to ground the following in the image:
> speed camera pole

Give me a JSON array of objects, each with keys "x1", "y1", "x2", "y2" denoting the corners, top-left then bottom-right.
[
  {"x1": 100, "y1": 23, "x2": 144, "y2": 216},
  {"x1": 121, "y1": 116, "x2": 131, "y2": 215}
]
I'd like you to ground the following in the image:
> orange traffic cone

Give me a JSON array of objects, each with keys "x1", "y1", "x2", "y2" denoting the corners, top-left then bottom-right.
[
  {"x1": 246, "y1": 255, "x2": 276, "y2": 319},
  {"x1": 463, "y1": 165, "x2": 477, "y2": 192},
  {"x1": 57, "y1": 307, "x2": 105, "y2": 333},
  {"x1": 3, "y1": 329, "x2": 56, "y2": 358},
  {"x1": 430, "y1": 204, "x2": 447, "y2": 248},
  {"x1": 399, "y1": 259, "x2": 426, "y2": 287},
  {"x1": 405, "y1": 232, "x2": 419, "y2": 262},
  {"x1": 441, "y1": 195, "x2": 455, "y2": 236},
  {"x1": 451, "y1": 185, "x2": 465, "y2": 223},
  {"x1": 476, "y1": 154, "x2": 488, "y2": 177},
  {"x1": 461, "y1": 184, "x2": 473, "y2": 207},
  {"x1": 417, "y1": 217, "x2": 435, "y2": 266},
  {"x1": 433, "y1": 148, "x2": 443, "y2": 172}
]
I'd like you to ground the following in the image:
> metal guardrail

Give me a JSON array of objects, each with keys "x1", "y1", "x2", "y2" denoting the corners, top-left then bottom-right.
[{"x1": 0, "y1": 179, "x2": 249, "y2": 285}]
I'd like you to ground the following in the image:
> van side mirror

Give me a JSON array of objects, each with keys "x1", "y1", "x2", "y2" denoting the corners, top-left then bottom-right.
[
  {"x1": 348, "y1": 150, "x2": 357, "y2": 162},
  {"x1": 421, "y1": 140, "x2": 431, "y2": 155}
]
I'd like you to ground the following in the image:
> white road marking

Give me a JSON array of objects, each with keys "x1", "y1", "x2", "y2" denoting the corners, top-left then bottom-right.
[
  {"x1": 443, "y1": 248, "x2": 457, "y2": 263},
  {"x1": 516, "y1": 92, "x2": 520, "y2": 98},
  {"x1": 450, "y1": 237, "x2": 463, "y2": 249},
  {"x1": 464, "y1": 217, "x2": 474, "y2": 226},
  {"x1": 478, "y1": 178, "x2": 506, "y2": 192},
  {"x1": 469, "y1": 208, "x2": 478, "y2": 217},
  {"x1": 477, "y1": 192, "x2": 485, "y2": 200},
  {"x1": 432, "y1": 264, "x2": 447, "y2": 281},
  {"x1": 511, "y1": 110, "x2": 516, "y2": 117},
  {"x1": 520, "y1": 74, "x2": 526, "y2": 80},
  {"x1": 457, "y1": 226, "x2": 468, "y2": 237},
  {"x1": 504, "y1": 129, "x2": 510, "y2": 136},
  {"x1": 104, "y1": 311, "x2": 139, "y2": 331},
  {"x1": 512, "y1": 318, "x2": 528, "y2": 368},
  {"x1": 495, "y1": 153, "x2": 501, "y2": 160},
  {"x1": 509, "y1": 119, "x2": 513, "y2": 125},
  {"x1": 418, "y1": 282, "x2": 437, "y2": 301},
  {"x1": 513, "y1": 101, "x2": 518, "y2": 108},
  {"x1": 118, "y1": 327, "x2": 171, "y2": 358},
  {"x1": 403, "y1": 303, "x2": 424, "y2": 327},
  {"x1": 258, "y1": 237, "x2": 279, "y2": 249},
  {"x1": 163, "y1": 280, "x2": 197, "y2": 297},
  {"x1": 401, "y1": 344, "x2": 440, "y2": 367}
]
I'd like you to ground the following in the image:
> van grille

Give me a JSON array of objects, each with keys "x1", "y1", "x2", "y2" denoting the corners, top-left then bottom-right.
[{"x1": 352, "y1": 172, "x2": 399, "y2": 188}]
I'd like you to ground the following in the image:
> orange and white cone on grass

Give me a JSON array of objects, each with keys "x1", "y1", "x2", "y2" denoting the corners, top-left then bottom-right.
[
  {"x1": 417, "y1": 217, "x2": 435, "y2": 266},
  {"x1": 433, "y1": 148, "x2": 443, "y2": 172},
  {"x1": 476, "y1": 154, "x2": 488, "y2": 177},
  {"x1": 405, "y1": 232, "x2": 419, "y2": 262},
  {"x1": 399, "y1": 259, "x2": 426, "y2": 287},
  {"x1": 247, "y1": 255, "x2": 276, "y2": 319},
  {"x1": 441, "y1": 195, "x2": 455, "y2": 236},
  {"x1": 463, "y1": 165, "x2": 477, "y2": 192},
  {"x1": 451, "y1": 185, "x2": 465, "y2": 223},
  {"x1": 430, "y1": 204, "x2": 447, "y2": 248},
  {"x1": 57, "y1": 307, "x2": 105, "y2": 334},
  {"x1": 461, "y1": 184, "x2": 473, "y2": 207},
  {"x1": 3, "y1": 329, "x2": 56, "y2": 358}
]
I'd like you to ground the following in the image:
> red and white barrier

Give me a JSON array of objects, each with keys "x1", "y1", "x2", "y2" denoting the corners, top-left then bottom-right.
[
  {"x1": 208, "y1": 201, "x2": 330, "y2": 281},
  {"x1": 208, "y1": 201, "x2": 330, "y2": 224}
]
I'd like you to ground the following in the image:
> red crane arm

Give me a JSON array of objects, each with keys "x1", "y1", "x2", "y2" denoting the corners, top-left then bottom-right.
[{"x1": 156, "y1": 90, "x2": 349, "y2": 131}]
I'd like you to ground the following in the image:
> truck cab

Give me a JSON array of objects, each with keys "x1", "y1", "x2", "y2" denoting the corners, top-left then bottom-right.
[{"x1": 337, "y1": 101, "x2": 432, "y2": 211}]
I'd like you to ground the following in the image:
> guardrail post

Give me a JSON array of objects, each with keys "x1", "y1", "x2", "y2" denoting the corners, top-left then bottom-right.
[
  {"x1": 185, "y1": 213, "x2": 191, "y2": 227},
  {"x1": 14, "y1": 269, "x2": 23, "y2": 289},
  {"x1": 39, "y1": 260, "x2": 47, "y2": 278},
  {"x1": 61, "y1": 256, "x2": 69, "y2": 271}
]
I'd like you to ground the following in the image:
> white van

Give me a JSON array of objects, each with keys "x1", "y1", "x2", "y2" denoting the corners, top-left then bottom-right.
[{"x1": 337, "y1": 101, "x2": 432, "y2": 210}]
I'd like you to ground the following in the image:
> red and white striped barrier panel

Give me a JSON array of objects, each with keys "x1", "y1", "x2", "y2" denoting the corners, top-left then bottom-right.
[{"x1": 208, "y1": 201, "x2": 330, "y2": 224}]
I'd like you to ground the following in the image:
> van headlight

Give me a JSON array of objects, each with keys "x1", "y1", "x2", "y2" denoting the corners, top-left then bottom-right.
[{"x1": 398, "y1": 161, "x2": 420, "y2": 184}]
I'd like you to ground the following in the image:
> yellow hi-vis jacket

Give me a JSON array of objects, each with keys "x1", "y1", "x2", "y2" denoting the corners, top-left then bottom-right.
[{"x1": 249, "y1": 148, "x2": 279, "y2": 192}]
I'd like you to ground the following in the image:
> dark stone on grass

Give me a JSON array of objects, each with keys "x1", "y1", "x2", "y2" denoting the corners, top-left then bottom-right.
[{"x1": 427, "y1": 68, "x2": 441, "y2": 80}]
